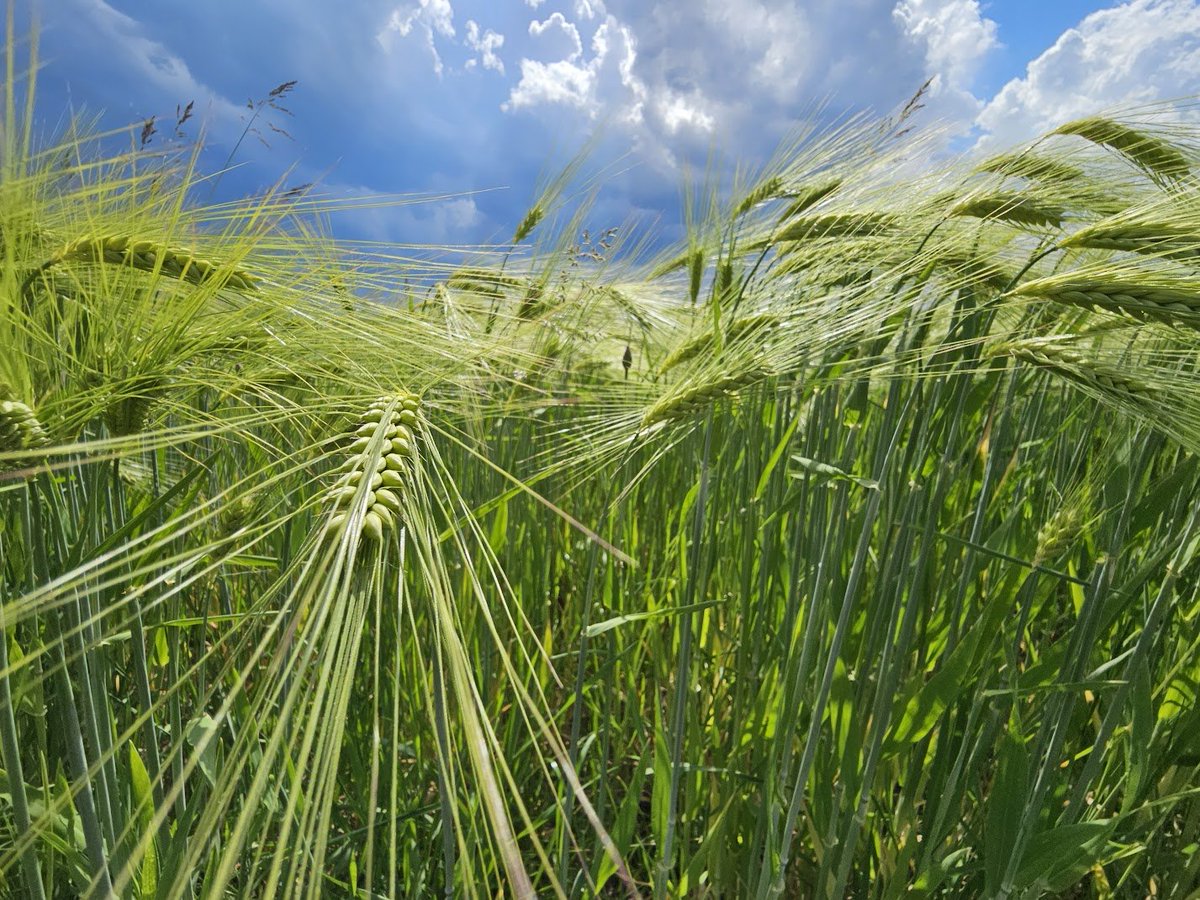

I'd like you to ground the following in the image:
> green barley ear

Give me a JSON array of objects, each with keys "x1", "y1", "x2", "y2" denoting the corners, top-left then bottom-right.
[
  {"x1": 1003, "y1": 339, "x2": 1155, "y2": 405},
  {"x1": 688, "y1": 246, "x2": 705, "y2": 305},
  {"x1": 326, "y1": 394, "x2": 421, "y2": 544},
  {"x1": 949, "y1": 193, "x2": 1063, "y2": 228},
  {"x1": 1010, "y1": 275, "x2": 1200, "y2": 330},
  {"x1": 1053, "y1": 116, "x2": 1191, "y2": 180},
  {"x1": 659, "y1": 312, "x2": 781, "y2": 374},
  {"x1": 1034, "y1": 501, "x2": 1088, "y2": 565},
  {"x1": 104, "y1": 374, "x2": 167, "y2": 437},
  {"x1": 54, "y1": 234, "x2": 259, "y2": 291},
  {"x1": 1060, "y1": 218, "x2": 1200, "y2": 261},
  {"x1": 774, "y1": 212, "x2": 894, "y2": 243},
  {"x1": 512, "y1": 204, "x2": 545, "y2": 245},
  {"x1": 733, "y1": 175, "x2": 785, "y2": 218},
  {"x1": 775, "y1": 180, "x2": 842, "y2": 222},
  {"x1": 976, "y1": 151, "x2": 1083, "y2": 184},
  {"x1": 447, "y1": 267, "x2": 524, "y2": 297},
  {"x1": 0, "y1": 398, "x2": 48, "y2": 461},
  {"x1": 641, "y1": 364, "x2": 773, "y2": 429}
]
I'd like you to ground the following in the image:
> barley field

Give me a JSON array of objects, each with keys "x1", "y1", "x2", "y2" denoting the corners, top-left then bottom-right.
[{"x1": 4, "y1": 47, "x2": 1200, "y2": 900}]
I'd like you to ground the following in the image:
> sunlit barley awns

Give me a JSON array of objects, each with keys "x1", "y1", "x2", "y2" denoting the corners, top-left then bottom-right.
[
  {"x1": 1010, "y1": 276, "x2": 1200, "y2": 328},
  {"x1": 55, "y1": 234, "x2": 259, "y2": 290},
  {"x1": 326, "y1": 394, "x2": 421, "y2": 542},
  {"x1": 15, "y1": 70, "x2": 1200, "y2": 896},
  {"x1": 932, "y1": 252, "x2": 1013, "y2": 292},
  {"x1": 1053, "y1": 116, "x2": 1192, "y2": 179}
]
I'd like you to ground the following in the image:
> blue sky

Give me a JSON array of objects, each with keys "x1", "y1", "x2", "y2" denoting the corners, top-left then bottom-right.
[{"x1": 30, "y1": 0, "x2": 1200, "y2": 248}]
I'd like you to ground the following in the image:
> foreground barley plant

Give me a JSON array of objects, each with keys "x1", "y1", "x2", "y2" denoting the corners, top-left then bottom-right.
[{"x1": 4, "y1": 32, "x2": 1200, "y2": 899}]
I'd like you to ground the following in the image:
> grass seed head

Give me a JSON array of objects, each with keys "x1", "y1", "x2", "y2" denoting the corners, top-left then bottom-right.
[
  {"x1": 1005, "y1": 339, "x2": 1155, "y2": 402},
  {"x1": 1061, "y1": 220, "x2": 1200, "y2": 261},
  {"x1": 774, "y1": 212, "x2": 894, "y2": 244}
]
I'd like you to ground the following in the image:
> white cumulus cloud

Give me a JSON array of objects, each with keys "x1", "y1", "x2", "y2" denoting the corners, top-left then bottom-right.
[
  {"x1": 465, "y1": 20, "x2": 505, "y2": 74},
  {"x1": 378, "y1": 0, "x2": 457, "y2": 75},
  {"x1": 893, "y1": 0, "x2": 998, "y2": 126},
  {"x1": 976, "y1": 0, "x2": 1200, "y2": 147},
  {"x1": 575, "y1": 0, "x2": 604, "y2": 19},
  {"x1": 529, "y1": 12, "x2": 584, "y2": 61},
  {"x1": 504, "y1": 14, "x2": 642, "y2": 119},
  {"x1": 657, "y1": 91, "x2": 714, "y2": 134},
  {"x1": 893, "y1": 0, "x2": 997, "y2": 87}
]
